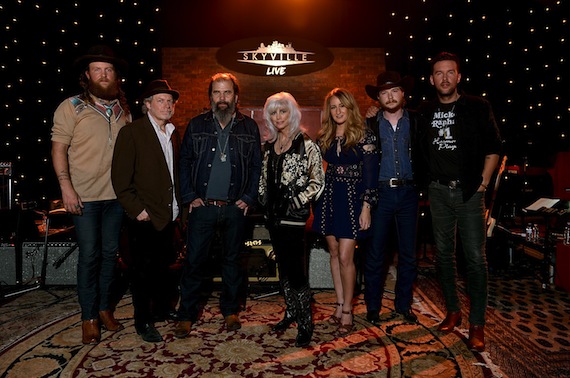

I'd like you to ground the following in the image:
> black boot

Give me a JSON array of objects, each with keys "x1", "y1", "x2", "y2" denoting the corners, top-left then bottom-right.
[
  {"x1": 295, "y1": 284, "x2": 313, "y2": 347},
  {"x1": 272, "y1": 279, "x2": 297, "y2": 332}
]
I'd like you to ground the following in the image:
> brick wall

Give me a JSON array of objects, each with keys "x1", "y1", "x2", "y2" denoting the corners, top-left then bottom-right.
[{"x1": 162, "y1": 47, "x2": 385, "y2": 134}]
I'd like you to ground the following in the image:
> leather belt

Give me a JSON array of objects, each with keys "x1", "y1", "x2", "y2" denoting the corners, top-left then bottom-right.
[
  {"x1": 379, "y1": 178, "x2": 414, "y2": 188},
  {"x1": 434, "y1": 179, "x2": 461, "y2": 189},
  {"x1": 206, "y1": 199, "x2": 230, "y2": 207}
]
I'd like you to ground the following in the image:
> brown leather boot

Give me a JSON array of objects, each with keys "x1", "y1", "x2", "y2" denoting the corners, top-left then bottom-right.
[
  {"x1": 99, "y1": 310, "x2": 124, "y2": 331},
  {"x1": 437, "y1": 311, "x2": 462, "y2": 332},
  {"x1": 82, "y1": 319, "x2": 101, "y2": 344},
  {"x1": 174, "y1": 320, "x2": 193, "y2": 339},
  {"x1": 468, "y1": 325, "x2": 485, "y2": 352}
]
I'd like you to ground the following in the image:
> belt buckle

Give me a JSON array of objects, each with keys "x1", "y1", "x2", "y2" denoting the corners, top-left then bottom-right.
[
  {"x1": 389, "y1": 178, "x2": 398, "y2": 188},
  {"x1": 448, "y1": 180, "x2": 458, "y2": 189}
]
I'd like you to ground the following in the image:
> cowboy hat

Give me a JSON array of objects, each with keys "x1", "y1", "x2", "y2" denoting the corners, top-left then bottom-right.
[
  {"x1": 141, "y1": 79, "x2": 179, "y2": 101},
  {"x1": 365, "y1": 71, "x2": 414, "y2": 100},
  {"x1": 73, "y1": 45, "x2": 128, "y2": 74}
]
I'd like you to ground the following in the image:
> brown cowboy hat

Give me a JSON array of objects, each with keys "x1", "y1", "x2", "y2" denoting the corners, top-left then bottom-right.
[
  {"x1": 141, "y1": 79, "x2": 179, "y2": 101},
  {"x1": 73, "y1": 45, "x2": 128, "y2": 74},
  {"x1": 365, "y1": 71, "x2": 414, "y2": 100}
]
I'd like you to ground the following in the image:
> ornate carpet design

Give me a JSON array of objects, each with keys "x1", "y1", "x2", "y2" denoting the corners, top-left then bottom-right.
[
  {"x1": 418, "y1": 270, "x2": 570, "y2": 378},
  {"x1": 0, "y1": 288, "x2": 490, "y2": 378}
]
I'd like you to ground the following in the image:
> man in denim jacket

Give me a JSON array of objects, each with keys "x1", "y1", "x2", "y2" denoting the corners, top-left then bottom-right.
[{"x1": 174, "y1": 73, "x2": 262, "y2": 337}]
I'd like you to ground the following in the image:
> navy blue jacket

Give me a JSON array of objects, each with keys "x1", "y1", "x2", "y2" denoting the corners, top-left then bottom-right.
[{"x1": 179, "y1": 110, "x2": 262, "y2": 206}]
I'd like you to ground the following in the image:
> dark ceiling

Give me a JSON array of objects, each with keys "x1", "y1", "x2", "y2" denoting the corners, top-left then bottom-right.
[{"x1": 160, "y1": 0, "x2": 417, "y2": 48}]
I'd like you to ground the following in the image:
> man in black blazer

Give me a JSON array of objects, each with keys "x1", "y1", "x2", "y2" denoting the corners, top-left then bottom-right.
[{"x1": 111, "y1": 80, "x2": 182, "y2": 342}]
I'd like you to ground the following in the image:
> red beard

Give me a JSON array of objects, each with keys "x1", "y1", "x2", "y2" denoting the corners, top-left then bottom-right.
[{"x1": 88, "y1": 79, "x2": 120, "y2": 101}]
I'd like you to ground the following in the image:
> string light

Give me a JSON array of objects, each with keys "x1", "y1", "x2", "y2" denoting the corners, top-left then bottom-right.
[
  {"x1": 0, "y1": 1, "x2": 568, "y2": 206},
  {"x1": 1, "y1": 1, "x2": 162, "y2": 206}
]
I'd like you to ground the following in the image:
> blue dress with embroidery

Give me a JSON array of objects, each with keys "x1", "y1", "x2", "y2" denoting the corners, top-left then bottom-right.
[{"x1": 313, "y1": 129, "x2": 379, "y2": 240}]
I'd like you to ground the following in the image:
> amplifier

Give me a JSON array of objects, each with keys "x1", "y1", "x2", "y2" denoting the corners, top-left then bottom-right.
[
  {"x1": 0, "y1": 242, "x2": 78, "y2": 286},
  {"x1": 210, "y1": 242, "x2": 279, "y2": 283},
  {"x1": 23, "y1": 242, "x2": 78, "y2": 285},
  {"x1": 207, "y1": 224, "x2": 279, "y2": 283},
  {"x1": 0, "y1": 243, "x2": 16, "y2": 285},
  {"x1": 309, "y1": 247, "x2": 334, "y2": 289}
]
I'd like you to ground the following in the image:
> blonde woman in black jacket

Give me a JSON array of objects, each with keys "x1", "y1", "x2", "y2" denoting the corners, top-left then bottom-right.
[{"x1": 258, "y1": 92, "x2": 325, "y2": 347}]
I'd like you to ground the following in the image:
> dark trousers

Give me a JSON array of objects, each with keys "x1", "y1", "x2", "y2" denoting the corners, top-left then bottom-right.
[
  {"x1": 73, "y1": 200, "x2": 123, "y2": 320},
  {"x1": 428, "y1": 181, "x2": 487, "y2": 325},
  {"x1": 178, "y1": 204, "x2": 245, "y2": 321},
  {"x1": 365, "y1": 186, "x2": 419, "y2": 313},
  {"x1": 127, "y1": 219, "x2": 177, "y2": 327},
  {"x1": 268, "y1": 222, "x2": 309, "y2": 290}
]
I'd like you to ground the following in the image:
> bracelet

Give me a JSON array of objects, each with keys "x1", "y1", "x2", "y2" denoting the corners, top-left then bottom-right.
[{"x1": 480, "y1": 183, "x2": 488, "y2": 189}]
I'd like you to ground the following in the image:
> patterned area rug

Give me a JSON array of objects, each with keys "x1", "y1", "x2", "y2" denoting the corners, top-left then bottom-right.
[
  {"x1": 417, "y1": 267, "x2": 570, "y2": 378},
  {"x1": 0, "y1": 285, "x2": 492, "y2": 378}
]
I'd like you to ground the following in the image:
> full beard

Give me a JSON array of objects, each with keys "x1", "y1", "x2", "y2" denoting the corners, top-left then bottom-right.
[
  {"x1": 88, "y1": 80, "x2": 120, "y2": 101},
  {"x1": 212, "y1": 100, "x2": 236, "y2": 125}
]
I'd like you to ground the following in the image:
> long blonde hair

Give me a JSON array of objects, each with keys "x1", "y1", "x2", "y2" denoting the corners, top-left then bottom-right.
[
  {"x1": 319, "y1": 88, "x2": 366, "y2": 152},
  {"x1": 263, "y1": 92, "x2": 302, "y2": 143}
]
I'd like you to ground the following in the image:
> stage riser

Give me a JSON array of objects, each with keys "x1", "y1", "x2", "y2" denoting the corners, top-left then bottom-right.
[{"x1": 0, "y1": 242, "x2": 78, "y2": 286}]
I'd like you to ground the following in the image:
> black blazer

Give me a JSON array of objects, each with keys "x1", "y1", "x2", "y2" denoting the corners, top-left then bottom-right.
[{"x1": 111, "y1": 115, "x2": 181, "y2": 231}]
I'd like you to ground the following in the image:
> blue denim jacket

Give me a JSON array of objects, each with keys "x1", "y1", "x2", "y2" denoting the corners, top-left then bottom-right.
[
  {"x1": 179, "y1": 110, "x2": 262, "y2": 206},
  {"x1": 376, "y1": 110, "x2": 413, "y2": 181}
]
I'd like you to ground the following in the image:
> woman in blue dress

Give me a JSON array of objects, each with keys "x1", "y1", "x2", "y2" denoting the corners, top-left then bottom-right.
[{"x1": 313, "y1": 88, "x2": 379, "y2": 336}]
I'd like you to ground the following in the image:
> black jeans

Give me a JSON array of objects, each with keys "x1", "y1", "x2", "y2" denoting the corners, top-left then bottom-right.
[
  {"x1": 428, "y1": 181, "x2": 488, "y2": 325},
  {"x1": 268, "y1": 222, "x2": 309, "y2": 290},
  {"x1": 178, "y1": 204, "x2": 246, "y2": 321}
]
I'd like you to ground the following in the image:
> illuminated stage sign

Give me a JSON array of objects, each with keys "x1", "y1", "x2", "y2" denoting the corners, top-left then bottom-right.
[{"x1": 216, "y1": 37, "x2": 334, "y2": 76}]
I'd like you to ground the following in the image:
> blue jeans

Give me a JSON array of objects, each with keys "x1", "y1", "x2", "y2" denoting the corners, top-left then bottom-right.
[
  {"x1": 365, "y1": 186, "x2": 418, "y2": 313},
  {"x1": 72, "y1": 200, "x2": 123, "y2": 320},
  {"x1": 178, "y1": 204, "x2": 245, "y2": 321},
  {"x1": 428, "y1": 181, "x2": 487, "y2": 325}
]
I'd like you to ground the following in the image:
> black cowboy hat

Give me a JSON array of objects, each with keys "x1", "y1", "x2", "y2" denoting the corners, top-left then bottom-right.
[
  {"x1": 141, "y1": 79, "x2": 180, "y2": 101},
  {"x1": 365, "y1": 71, "x2": 414, "y2": 100},
  {"x1": 73, "y1": 45, "x2": 128, "y2": 74}
]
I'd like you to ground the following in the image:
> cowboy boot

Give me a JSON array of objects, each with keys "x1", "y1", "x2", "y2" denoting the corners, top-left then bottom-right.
[
  {"x1": 82, "y1": 319, "x2": 101, "y2": 344},
  {"x1": 272, "y1": 279, "x2": 297, "y2": 332},
  {"x1": 295, "y1": 284, "x2": 313, "y2": 347},
  {"x1": 99, "y1": 309, "x2": 124, "y2": 331}
]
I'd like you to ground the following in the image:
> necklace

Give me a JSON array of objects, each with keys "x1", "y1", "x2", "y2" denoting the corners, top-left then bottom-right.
[
  {"x1": 217, "y1": 134, "x2": 229, "y2": 162},
  {"x1": 335, "y1": 135, "x2": 344, "y2": 156},
  {"x1": 277, "y1": 134, "x2": 293, "y2": 153}
]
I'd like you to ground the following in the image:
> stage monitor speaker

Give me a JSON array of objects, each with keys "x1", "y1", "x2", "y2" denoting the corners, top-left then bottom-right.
[
  {"x1": 20, "y1": 242, "x2": 78, "y2": 286},
  {"x1": 309, "y1": 247, "x2": 334, "y2": 289}
]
